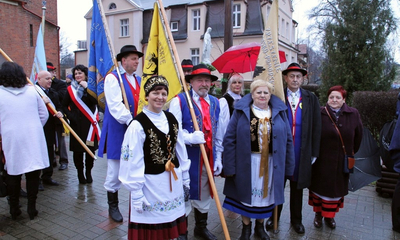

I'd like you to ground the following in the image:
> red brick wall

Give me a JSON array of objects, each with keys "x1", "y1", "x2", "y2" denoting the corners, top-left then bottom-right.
[{"x1": 0, "y1": 0, "x2": 60, "y2": 78}]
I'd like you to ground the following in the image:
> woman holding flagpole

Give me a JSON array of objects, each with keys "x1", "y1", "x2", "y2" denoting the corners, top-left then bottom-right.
[
  {"x1": 62, "y1": 64, "x2": 100, "y2": 184},
  {"x1": 119, "y1": 75, "x2": 191, "y2": 240}
]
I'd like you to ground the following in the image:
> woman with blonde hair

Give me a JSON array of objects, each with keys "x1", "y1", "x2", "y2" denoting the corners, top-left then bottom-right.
[{"x1": 222, "y1": 79, "x2": 295, "y2": 240}]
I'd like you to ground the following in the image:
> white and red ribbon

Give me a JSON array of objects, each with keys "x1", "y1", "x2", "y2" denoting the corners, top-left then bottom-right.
[{"x1": 67, "y1": 86, "x2": 101, "y2": 143}]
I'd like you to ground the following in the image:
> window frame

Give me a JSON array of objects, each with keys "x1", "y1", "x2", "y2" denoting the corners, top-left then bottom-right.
[
  {"x1": 233, "y1": 3, "x2": 241, "y2": 28},
  {"x1": 192, "y1": 9, "x2": 200, "y2": 31},
  {"x1": 191, "y1": 48, "x2": 200, "y2": 65},
  {"x1": 171, "y1": 21, "x2": 179, "y2": 32},
  {"x1": 120, "y1": 18, "x2": 129, "y2": 37}
]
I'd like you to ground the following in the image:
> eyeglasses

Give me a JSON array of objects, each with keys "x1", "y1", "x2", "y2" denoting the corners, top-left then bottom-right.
[{"x1": 288, "y1": 74, "x2": 303, "y2": 80}]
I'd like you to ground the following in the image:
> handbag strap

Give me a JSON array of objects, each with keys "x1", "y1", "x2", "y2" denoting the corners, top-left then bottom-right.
[{"x1": 325, "y1": 107, "x2": 347, "y2": 155}]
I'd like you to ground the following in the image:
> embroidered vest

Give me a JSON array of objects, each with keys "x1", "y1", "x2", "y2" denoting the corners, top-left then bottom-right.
[{"x1": 136, "y1": 111, "x2": 180, "y2": 174}]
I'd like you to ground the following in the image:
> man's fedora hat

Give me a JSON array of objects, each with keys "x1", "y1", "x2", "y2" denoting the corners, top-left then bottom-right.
[
  {"x1": 116, "y1": 45, "x2": 144, "y2": 61},
  {"x1": 282, "y1": 62, "x2": 307, "y2": 76},
  {"x1": 47, "y1": 62, "x2": 56, "y2": 71},
  {"x1": 185, "y1": 63, "x2": 218, "y2": 82},
  {"x1": 181, "y1": 59, "x2": 193, "y2": 71}
]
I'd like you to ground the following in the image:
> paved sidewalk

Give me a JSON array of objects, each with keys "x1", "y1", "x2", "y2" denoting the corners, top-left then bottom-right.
[{"x1": 1, "y1": 138, "x2": 399, "y2": 239}]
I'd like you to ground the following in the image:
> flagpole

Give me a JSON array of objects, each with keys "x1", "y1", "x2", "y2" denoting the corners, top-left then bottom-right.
[
  {"x1": 157, "y1": 1, "x2": 231, "y2": 239},
  {"x1": 41, "y1": 1, "x2": 46, "y2": 37},
  {"x1": 95, "y1": 0, "x2": 129, "y2": 110},
  {"x1": 0, "y1": 48, "x2": 97, "y2": 160}
]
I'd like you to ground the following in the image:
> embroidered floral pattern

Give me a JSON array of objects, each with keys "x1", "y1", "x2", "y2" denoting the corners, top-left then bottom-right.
[
  {"x1": 250, "y1": 118, "x2": 258, "y2": 142},
  {"x1": 148, "y1": 128, "x2": 165, "y2": 164},
  {"x1": 143, "y1": 196, "x2": 185, "y2": 212},
  {"x1": 121, "y1": 145, "x2": 133, "y2": 161},
  {"x1": 252, "y1": 187, "x2": 264, "y2": 198}
]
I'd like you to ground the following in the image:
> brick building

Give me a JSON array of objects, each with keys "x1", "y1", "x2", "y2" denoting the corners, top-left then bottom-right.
[{"x1": 0, "y1": 0, "x2": 59, "y2": 77}]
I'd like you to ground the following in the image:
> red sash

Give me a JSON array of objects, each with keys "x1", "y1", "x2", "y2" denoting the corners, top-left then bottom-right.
[
  {"x1": 67, "y1": 86, "x2": 101, "y2": 145},
  {"x1": 125, "y1": 74, "x2": 140, "y2": 115}
]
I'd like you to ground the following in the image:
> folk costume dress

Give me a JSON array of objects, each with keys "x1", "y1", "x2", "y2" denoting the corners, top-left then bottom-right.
[
  {"x1": 222, "y1": 94, "x2": 295, "y2": 219},
  {"x1": 119, "y1": 107, "x2": 191, "y2": 240}
]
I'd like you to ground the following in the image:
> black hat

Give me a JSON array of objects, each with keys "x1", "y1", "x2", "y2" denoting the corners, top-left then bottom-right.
[
  {"x1": 185, "y1": 63, "x2": 218, "y2": 82},
  {"x1": 47, "y1": 62, "x2": 56, "y2": 71},
  {"x1": 116, "y1": 45, "x2": 143, "y2": 61},
  {"x1": 181, "y1": 59, "x2": 193, "y2": 71},
  {"x1": 282, "y1": 62, "x2": 307, "y2": 76}
]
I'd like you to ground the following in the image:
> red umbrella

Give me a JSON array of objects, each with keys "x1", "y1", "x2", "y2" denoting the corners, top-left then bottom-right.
[{"x1": 212, "y1": 42, "x2": 286, "y2": 74}]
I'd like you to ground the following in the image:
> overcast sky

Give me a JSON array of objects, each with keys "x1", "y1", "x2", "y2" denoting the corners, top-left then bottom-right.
[{"x1": 57, "y1": 0, "x2": 400, "y2": 62}]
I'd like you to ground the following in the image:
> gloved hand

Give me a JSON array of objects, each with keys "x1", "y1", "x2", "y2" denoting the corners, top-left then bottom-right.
[
  {"x1": 189, "y1": 131, "x2": 206, "y2": 144},
  {"x1": 183, "y1": 178, "x2": 190, "y2": 202},
  {"x1": 214, "y1": 152, "x2": 223, "y2": 176},
  {"x1": 131, "y1": 195, "x2": 151, "y2": 213}
]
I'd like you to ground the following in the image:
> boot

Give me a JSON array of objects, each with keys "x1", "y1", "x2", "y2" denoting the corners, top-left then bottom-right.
[
  {"x1": 85, "y1": 156, "x2": 94, "y2": 184},
  {"x1": 26, "y1": 172, "x2": 40, "y2": 220},
  {"x1": 107, "y1": 191, "x2": 123, "y2": 222},
  {"x1": 239, "y1": 221, "x2": 252, "y2": 240},
  {"x1": 6, "y1": 175, "x2": 21, "y2": 220},
  {"x1": 254, "y1": 220, "x2": 270, "y2": 240},
  {"x1": 314, "y1": 212, "x2": 323, "y2": 228},
  {"x1": 193, "y1": 208, "x2": 217, "y2": 240},
  {"x1": 74, "y1": 157, "x2": 86, "y2": 184}
]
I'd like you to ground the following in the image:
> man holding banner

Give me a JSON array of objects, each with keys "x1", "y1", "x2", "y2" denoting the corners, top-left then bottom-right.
[
  {"x1": 169, "y1": 64, "x2": 225, "y2": 240},
  {"x1": 98, "y1": 45, "x2": 143, "y2": 223}
]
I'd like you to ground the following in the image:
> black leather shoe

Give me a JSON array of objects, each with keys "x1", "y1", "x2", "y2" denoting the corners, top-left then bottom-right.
[
  {"x1": 42, "y1": 179, "x2": 59, "y2": 186},
  {"x1": 314, "y1": 212, "x2": 323, "y2": 228},
  {"x1": 324, "y1": 217, "x2": 336, "y2": 229},
  {"x1": 265, "y1": 217, "x2": 274, "y2": 230},
  {"x1": 291, "y1": 222, "x2": 305, "y2": 234},
  {"x1": 194, "y1": 227, "x2": 217, "y2": 240},
  {"x1": 58, "y1": 163, "x2": 68, "y2": 170}
]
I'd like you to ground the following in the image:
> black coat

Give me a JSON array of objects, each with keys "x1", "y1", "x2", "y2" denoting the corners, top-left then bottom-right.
[
  {"x1": 284, "y1": 88, "x2": 321, "y2": 189},
  {"x1": 62, "y1": 86, "x2": 98, "y2": 152},
  {"x1": 41, "y1": 87, "x2": 62, "y2": 145},
  {"x1": 309, "y1": 103, "x2": 363, "y2": 197}
]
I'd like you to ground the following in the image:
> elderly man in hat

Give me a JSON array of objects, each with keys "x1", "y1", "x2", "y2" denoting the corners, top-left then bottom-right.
[
  {"x1": 46, "y1": 62, "x2": 69, "y2": 171},
  {"x1": 265, "y1": 63, "x2": 321, "y2": 234},
  {"x1": 98, "y1": 45, "x2": 143, "y2": 223},
  {"x1": 169, "y1": 64, "x2": 225, "y2": 240}
]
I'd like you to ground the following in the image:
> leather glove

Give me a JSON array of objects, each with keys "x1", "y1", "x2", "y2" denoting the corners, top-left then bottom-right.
[
  {"x1": 213, "y1": 152, "x2": 223, "y2": 176},
  {"x1": 183, "y1": 178, "x2": 190, "y2": 202},
  {"x1": 131, "y1": 194, "x2": 151, "y2": 213},
  {"x1": 189, "y1": 131, "x2": 206, "y2": 144}
]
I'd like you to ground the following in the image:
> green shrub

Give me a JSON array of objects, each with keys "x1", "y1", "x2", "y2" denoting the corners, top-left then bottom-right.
[{"x1": 352, "y1": 90, "x2": 399, "y2": 140}]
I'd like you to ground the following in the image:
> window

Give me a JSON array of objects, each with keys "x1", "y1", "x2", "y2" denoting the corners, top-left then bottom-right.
[
  {"x1": 120, "y1": 19, "x2": 129, "y2": 37},
  {"x1": 233, "y1": 4, "x2": 241, "y2": 28},
  {"x1": 281, "y1": 18, "x2": 285, "y2": 35},
  {"x1": 30, "y1": 24, "x2": 33, "y2": 47},
  {"x1": 192, "y1": 9, "x2": 200, "y2": 31},
  {"x1": 191, "y1": 48, "x2": 200, "y2": 65},
  {"x1": 286, "y1": 22, "x2": 289, "y2": 38},
  {"x1": 171, "y1": 21, "x2": 178, "y2": 32},
  {"x1": 109, "y1": 3, "x2": 116, "y2": 10}
]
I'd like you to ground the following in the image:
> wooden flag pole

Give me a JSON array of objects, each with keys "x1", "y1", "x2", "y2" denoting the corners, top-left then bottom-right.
[
  {"x1": 273, "y1": 206, "x2": 279, "y2": 233},
  {"x1": 157, "y1": 1, "x2": 231, "y2": 239},
  {"x1": 95, "y1": 0, "x2": 129, "y2": 110},
  {"x1": 0, "y1": 48, "x2": 96, "y2": 160}
]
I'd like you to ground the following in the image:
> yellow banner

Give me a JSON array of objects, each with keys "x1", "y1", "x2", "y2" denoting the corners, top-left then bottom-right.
[
  {"x1": 252, "y1": 0, "x2": 284, "y2": 102},
  {"x1": 138, "y1": 2, "x2": 182, "y2": 113}
]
